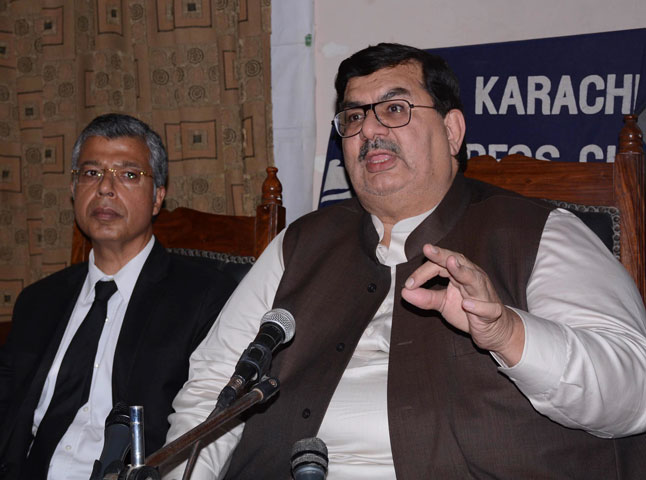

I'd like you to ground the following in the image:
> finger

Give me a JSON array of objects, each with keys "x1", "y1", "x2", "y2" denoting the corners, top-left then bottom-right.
[
  {"x1": 423, "y1": 245, "x2": 483, "y2": 294},
  {"x1": 422, "y1": 243, "x2": 471, "y2": 269},
  {"x1": 404, "y1": 260, "x2": 449, "y2": 290},
  {"x1": 462, "y1": 298, "x2": 504, "y2": 322},
  {"x1": 401, "y1": 284, "x2": 446, "y2": 311},
  {"x1": 445, "y1": 255, "x2": 491, "y2": 300},
  {"x1": 406, "y1": 246, "x2": 472, "y2": 291}
]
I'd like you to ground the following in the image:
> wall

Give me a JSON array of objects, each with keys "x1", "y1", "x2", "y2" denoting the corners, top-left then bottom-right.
[
  {"x1": 272, "y1": 0, "x2": 315, "y2": 224},
  {"x1": 311, "y1": 0, "x2": 646, "y2": 207}
]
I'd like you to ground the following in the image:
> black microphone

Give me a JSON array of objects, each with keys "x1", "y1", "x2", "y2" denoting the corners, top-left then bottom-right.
[
  {"x1": 215, "y1": 308, "x2": 295, "y2": 410},
  {"x1": 89, "y1": 402, "x2": 131, "y2": 480},
  {"x1": 291, "y1": 437, "x2": 328, "y2": 480}
]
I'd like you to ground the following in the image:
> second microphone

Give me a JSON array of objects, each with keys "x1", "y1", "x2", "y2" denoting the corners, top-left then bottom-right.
[{"x1": 216, "y1": 308, "x2": 295, "y2": 410}]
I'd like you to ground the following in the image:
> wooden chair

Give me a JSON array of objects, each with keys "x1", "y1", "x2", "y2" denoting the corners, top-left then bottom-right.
[
  {"x1": 464, "y1": 114, "x2": 645, "y2": 301},
  {"x1": 71, "y1": 166, "x2": 286, "y2": 264}
]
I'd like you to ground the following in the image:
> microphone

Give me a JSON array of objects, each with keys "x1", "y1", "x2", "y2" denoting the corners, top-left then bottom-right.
[
  {"x1": 89, "y1": 402, "x2": 131, "y2": 480},
  {"x1": 291, "y1": 437, "x2": 328, "y2": 480},
  {"x1": 129, "y1": 406, "x2": 145, "y2": 468},
  {"x1": 216, "y1": 308, "x2": 295, "y2": 410}
]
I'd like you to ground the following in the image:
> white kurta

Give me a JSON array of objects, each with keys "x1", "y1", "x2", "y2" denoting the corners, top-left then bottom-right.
[{"x1": 165, "y1": 209, "x2": 646, "y2": 479}]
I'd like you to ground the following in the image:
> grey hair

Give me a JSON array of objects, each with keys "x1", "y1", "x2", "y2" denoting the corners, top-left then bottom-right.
[{"x1": 71, "y1": 113, "x2": 168, "y2": 197}]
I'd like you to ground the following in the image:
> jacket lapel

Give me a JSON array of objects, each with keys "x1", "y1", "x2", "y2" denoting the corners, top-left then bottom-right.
[
  {"x1": 404, "y1": 174, "x2": 472, "y2": 260},
  {"x1": 111, "y1": 241, "x2": 169, "y2": 402}
]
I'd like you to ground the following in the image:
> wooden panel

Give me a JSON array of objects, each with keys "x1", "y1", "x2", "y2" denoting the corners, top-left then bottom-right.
[
  {"x1": 464, "y1": 154, "x2": 615, "y2": 205},
  {"x1": 615, "y1": 151, "x2": 645, "y2": 299},
  {"x1": 153, "y1": 208, "x2": 257, "y2": 256},
  {"x1": 616, "y1": 114, "x2": 645, "y2": 298}
]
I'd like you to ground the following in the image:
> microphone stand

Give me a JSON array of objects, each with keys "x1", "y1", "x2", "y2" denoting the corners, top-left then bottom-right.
[{"x1": 132, "y1": 376, "x2": 280, "y2": 480}]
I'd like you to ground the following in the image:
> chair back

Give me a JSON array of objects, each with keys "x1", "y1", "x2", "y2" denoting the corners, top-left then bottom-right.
[{"x1": 464, "y1": 114, "x2": 645, "y2": 301}]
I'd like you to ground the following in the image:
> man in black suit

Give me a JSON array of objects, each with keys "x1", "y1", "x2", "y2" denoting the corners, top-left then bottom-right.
[{"x1": 0, "y1": 114, "x2": 236, "y2": 480}]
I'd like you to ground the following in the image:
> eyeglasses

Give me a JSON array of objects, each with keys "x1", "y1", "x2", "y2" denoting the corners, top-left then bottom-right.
[
  {"x1": 332, "y1": 99, "x2": 437, "y2": 138},
  {"x1": 71, "y1": 166, "x2": 153, "y2": 187}
]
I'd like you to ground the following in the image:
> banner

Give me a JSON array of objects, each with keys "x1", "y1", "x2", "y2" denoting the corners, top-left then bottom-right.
[{"x1": 319, "y1": 28, "x2": 646, "y2": 208}]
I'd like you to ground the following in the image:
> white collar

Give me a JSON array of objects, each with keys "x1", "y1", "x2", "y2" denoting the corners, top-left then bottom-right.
[{"x1": 83, "y1": 235, "x2": 156, "y2": 303}]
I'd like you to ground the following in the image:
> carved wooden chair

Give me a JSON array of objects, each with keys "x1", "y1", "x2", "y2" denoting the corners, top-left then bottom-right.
[
  {"x1": 464, "y1": 114, "x2": 645, "y2": 301},
  {"x1": 70, "y1": 166, "x2": 286, "y2": 282}
]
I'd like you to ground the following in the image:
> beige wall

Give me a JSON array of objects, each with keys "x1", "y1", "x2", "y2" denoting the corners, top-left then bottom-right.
[{"x1": 312, "y1": 0, "x2": 646, "y2": 203}]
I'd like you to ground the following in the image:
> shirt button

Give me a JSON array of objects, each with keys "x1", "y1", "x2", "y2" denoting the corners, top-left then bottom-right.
[
  {"x1": 367, "y1": 283, "x2": 377, "y2": 293},
  {"x1": 83, "y1": 406, "x2": 89, "y2": 412},
  {"x1": 302, "y1": 408, "x2": 311, "y2": 419},
  {"x1": 65, "y1": 445, "x2": 72, "y2": 451},
  {"x1": 94, "y1": 363, "x2": 99, "y2": 368},
  {"x1": 336, "y1": 342, "x2": 345, "y2": 352}
]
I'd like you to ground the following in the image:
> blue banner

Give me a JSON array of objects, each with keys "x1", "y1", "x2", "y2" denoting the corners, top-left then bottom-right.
[{"x1": 319, "y1": 28, "x2": 646, "y2": 208}]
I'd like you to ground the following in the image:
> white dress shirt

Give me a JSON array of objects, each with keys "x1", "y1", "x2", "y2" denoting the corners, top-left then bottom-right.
[
  {"x1": 33, "y1": 236, "x2": 155, "y2": 480},
  {"x1": 165, "y1": 209, "x2": 646, "y2": 480}
]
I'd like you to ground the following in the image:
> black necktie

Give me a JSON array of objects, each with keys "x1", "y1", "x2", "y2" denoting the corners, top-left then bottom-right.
[{"x1": 21, "y1": 280, "x2": 118, "y2": 479}]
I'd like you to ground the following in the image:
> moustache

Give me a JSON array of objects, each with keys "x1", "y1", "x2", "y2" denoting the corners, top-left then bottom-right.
[{"x1": 358, "y1": 138, "x2": 401, "y2": 162}]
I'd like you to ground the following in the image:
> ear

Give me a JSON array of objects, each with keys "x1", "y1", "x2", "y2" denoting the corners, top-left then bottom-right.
[
  {"x1": 153, "y1": 186, "x2": 166, "y2": 216},
  {"x1": 443, "y1": 109, "x2": 466, "y2": 157},
  {"x1": 70, "y1": 182, "x2": 76, "y2": 200}
]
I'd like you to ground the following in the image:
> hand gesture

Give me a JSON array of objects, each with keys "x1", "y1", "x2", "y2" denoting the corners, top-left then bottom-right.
[{"x1": 401, "y1": 244, "x2": 525, "y2": 366}]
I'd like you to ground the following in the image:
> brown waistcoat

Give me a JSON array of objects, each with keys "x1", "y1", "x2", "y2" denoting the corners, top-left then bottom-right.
[{"x1": 225, "y1": 175, "x2": 646, "y2": 479}]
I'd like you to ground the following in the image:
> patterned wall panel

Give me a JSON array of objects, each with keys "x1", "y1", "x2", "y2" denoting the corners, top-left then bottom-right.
[
  {"x1": 17, "y1": 90, "x2": 43, "y2": 131},
  {"x1": 174, "y1": 0, "x2": 213, "y2": 29},
  {"x1": 0, "y1": 155, "x2": 21, "y2": 193},
  {"x1": 0, "y1": 31, "x2": 16, "y2": 70},
  {"x1": 97, "y1": 0, "x2": 125, "y2": 36},
  {"x1": 26, "y1": 218, "x2": 43, "y2": 257},
  {"x1": 42, "y1": 134, "x2": 65, "y2": 174},
  {"x1": 0, "y1": 280, "x2": 24, "y2": 323},
  {"x1": 40, "y1": 4, "x2": 75, "y2": 61},
  {"x1": 41, "y1": 6, "x2": 64, "y2": 46},
  {"x1": 163, "y1": 119, "x2": 217, "y2": 162},
  {"x1": 222, "y1": 49, "x2": 237, "y2": 91}
]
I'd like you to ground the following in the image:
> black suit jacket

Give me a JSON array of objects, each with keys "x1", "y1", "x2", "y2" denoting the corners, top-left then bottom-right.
[{"x1": 0, "y1": 241, "x2": 236, "y2": 479}]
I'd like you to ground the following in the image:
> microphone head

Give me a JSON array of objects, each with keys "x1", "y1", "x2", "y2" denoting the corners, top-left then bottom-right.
[
  {"x1": 291, "y1": 437, "x2": 328, "y2": 473},
  {"x1": 261, "y1": 308, "x2": 295, "y2": 343},
  {"x1": 105, "y1": 401, "x2": 130, "y2": 427}
]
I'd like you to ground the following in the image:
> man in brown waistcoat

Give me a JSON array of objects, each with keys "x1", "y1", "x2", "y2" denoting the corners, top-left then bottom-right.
[{"x1": 165, "y1": 43, "x2": 646, "y2": 479}]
